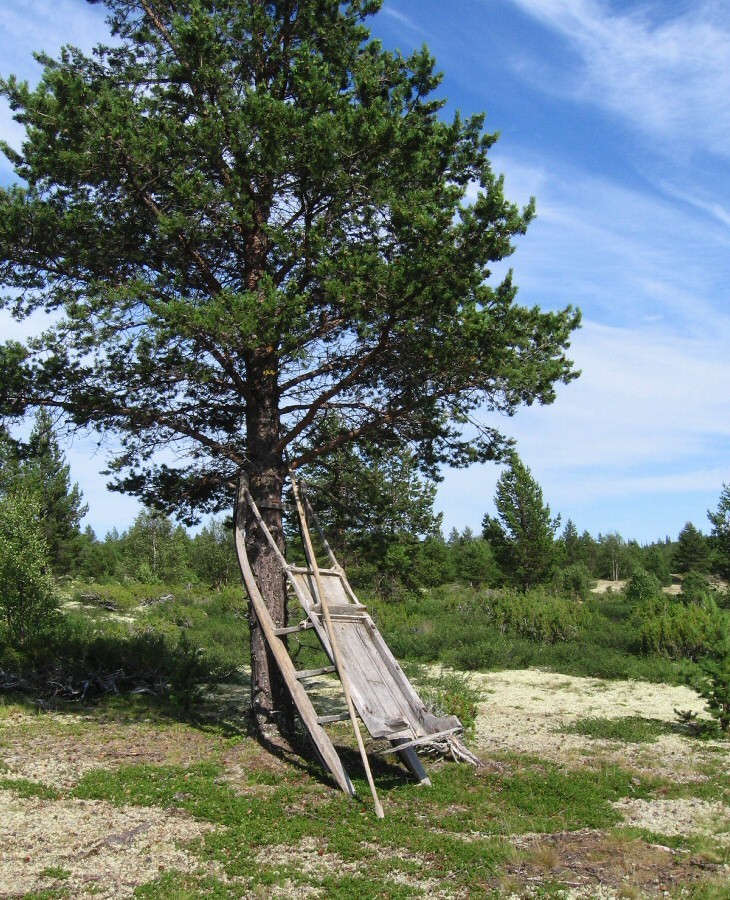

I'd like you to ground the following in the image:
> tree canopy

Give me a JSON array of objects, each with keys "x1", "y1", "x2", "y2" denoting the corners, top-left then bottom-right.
[
  {"x1": 0, "y1": 0, "x2": 579, "y2": 517},
  {"x1": 0, "y1": 409, "x2": 87, "y2": 573},
  {"x1": 708, "y1": 484, "x2": 730, "y2": 580}
]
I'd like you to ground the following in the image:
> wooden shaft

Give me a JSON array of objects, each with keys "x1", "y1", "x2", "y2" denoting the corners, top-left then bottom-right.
[{"x1": 291, "y1": 476, "x2": 385, "y2": 819}]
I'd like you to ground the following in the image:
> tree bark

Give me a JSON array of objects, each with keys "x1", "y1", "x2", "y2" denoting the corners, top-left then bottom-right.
[{"x1": 245, "y1": 353, "x2": 290, "y2": 732}]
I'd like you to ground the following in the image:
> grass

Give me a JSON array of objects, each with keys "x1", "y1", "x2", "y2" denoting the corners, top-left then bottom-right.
[
  {"x1": 3, "y1": 578, "x2": 730, "y2": 897},
  {"x1": 560, "y1": 716, "x2": 678, "y2": 743},
  {"x1": 2, "y1": 693, "x2": 729, "y2": 898},
  {"x1": 0, "y1": 777, "x2": 61, "y2": 800}
]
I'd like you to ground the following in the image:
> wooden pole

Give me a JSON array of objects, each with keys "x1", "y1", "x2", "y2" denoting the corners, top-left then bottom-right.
[{"x1": 290, "y1": 476, "x2": 385, "y2": 819}]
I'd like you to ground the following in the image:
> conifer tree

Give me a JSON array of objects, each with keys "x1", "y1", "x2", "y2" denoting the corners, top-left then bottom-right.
[
  {"x1": 0, "y1": 0, "x2": 579, "y2": 725},
  {"x1": 24, "y1": 409, "x2": 88, "y2": 573},
  {"x1": 490, "y1": 455, "x2": 560, "y2": 590},
  {"x1": 674, "y1": 522, "x2": 710, "y2": 574},
  {"x1": 708, "y1": 485, "x2": 730, "y2": 579},
  {"x1": 0, "y1": 410, "x2": 87, "y2": 573}
]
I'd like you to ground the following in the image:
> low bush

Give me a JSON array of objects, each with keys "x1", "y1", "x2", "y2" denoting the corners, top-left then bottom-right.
[
  {"x1": 630, "y1": 596, "x2": 724, "y2": 660},
  {"x1": 410, "y1": 666, "x2": 482, "y2": 733},
  {"x1": 479, "y1": 588, "x2": 595, "y2": 643}
]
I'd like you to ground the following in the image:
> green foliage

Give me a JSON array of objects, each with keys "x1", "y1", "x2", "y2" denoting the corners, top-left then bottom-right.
[
  {"x1": 553, "y1": 562, "x2": 595, "y2": 600},
  {"x1": 630, "y1": 596, "x2": 724, "y2": 660},
  {"x1": 121, "y1": 508, "x2": 193, "y2": 583},
  {"x1": 642, "y1": 542, "x2": 674, "y2": 586},
  {"x1": 370, "y1": 582, "x2": 689, "y2": 684},
  {"x1": 453, "y1": 536, "x2": 499, "y2": 587},
  {"x1": 188, "y1": 518, "x2": 237, "y2": 587},
  {"x1": 0, "y1": 0, "x2": 579, "y2": 522},
  {"x1": 595, "y1": 532, "x2": 636, "y2": 582},
  {"x1": 561, "y1": 716, "x2": 676, "y2": 743},
  {"x1": 687, "y1": 621, "x2": 730, "y2": 734},
  {"x1": 675, "y1": 522, "x2": 711, "y2": 574},
  {"x1": 0, "y1": 490, "x2": 58, "y2": 644},
  {"x1": 680, "y1": 571, "x2": 718, "y2": 608},
  {"x1": 480, "y1": 588, "x2": 594, "y2": 643},
  {"x1": 410, "y1": 666, "x2": 481, "y2": 733},
  {"x1": 0, "y1": 409, "x2": 87, "y2": 574},
  {"x1": 624, "y1": 568, "x2": 662, "y2": 604},
  {"x1": 487, "y1": 455, "x2": 560, "y2": 591},
  {"x1": 708, "y1": 483, "x2": 730, "y2": 579}
]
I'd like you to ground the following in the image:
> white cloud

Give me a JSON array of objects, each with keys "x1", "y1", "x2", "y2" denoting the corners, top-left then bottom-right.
[
  {"x1": 488, "y1": 150, "x2": 730, "y2": 340},
  {"x1": 505, "y1": 0, "x2": 730, "y2": 158},
  {"x1": 437, "y1": 318, "x2": 730, "y2": 540}
]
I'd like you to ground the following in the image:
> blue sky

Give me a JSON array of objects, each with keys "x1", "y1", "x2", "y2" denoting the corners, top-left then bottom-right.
[{"x1": 1, "y1": 0, "x2": 729, "y2": 543}]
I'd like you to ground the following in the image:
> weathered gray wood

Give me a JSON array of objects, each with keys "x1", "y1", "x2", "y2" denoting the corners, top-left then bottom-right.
[
  {"x1": 316, "y1": 712, "x2": 352, "y2": 724},
  {"x1": 273, "y1": 621, "x2": 314, "y2": 636},
  {"x1": 289, "y1": 527, "x2": 461, "y2": 742},
  {"x1": 234, "y1": 480, "x2": 355, "y2": 798},
  {"x1": 237, "y1": 472, "x2": 469, "y2": 804},
  {"x1": 294, "y1": 665, "x2": 337, "y2": 680},
  {"x1": 376, "y1": 727, "x2": 462, "y2": 755},
  {"x1": 291, "y1": 476, "x2": 385, "y2": 820}
]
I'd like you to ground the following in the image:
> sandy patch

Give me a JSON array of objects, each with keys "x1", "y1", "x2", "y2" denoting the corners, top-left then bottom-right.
[
  {"x1": 0, "y1": 792, "x2": 218, "y2": 899},
  {"x1": 0, "y1": 714, "x2": 224, "y2": 789},
  {"x1": 613, "y1": 797, "x2": 730, "y2": 843},
  {"x1": 470, "y1": 669, "x2": 727, "y2": 782},
  {"x1": 591, "y1": 580, "x2": 627, "y2": 594}
]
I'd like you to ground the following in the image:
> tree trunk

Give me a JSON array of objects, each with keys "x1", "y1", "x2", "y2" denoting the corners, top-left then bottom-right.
[{"x1": 246, "y1": 354, "x2": 291, "y2": 733}]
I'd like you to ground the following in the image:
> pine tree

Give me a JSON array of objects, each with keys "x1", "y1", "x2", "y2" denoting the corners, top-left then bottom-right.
[
  {"x1": 0, "y1": 0, "x2": 579, "y2": 725},
  {"x1": 0, "y1": 490, "x2": 58, "y2": 644},
  {"x1": 708, "y1": 485, "x2": 730, "y2": 579},
  {"x1": 491, "y1": 455, "x2": 560, "y2": 590},
  {"x1": 674, "y1": 522, "x2": 710, "y2": 574},
  {"x1": 24, "y1": 409, "x2": 88, "y2": 573},
  {"x1": 0, "y1": 410, "x2": 87, "y2": 574}
]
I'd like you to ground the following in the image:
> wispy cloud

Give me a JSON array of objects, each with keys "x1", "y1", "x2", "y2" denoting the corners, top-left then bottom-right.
[
  {"x1": 488, "y1": 150, "x2": 730, "y2": 339},
  {"x1": 505, "y1": 0, "x2": 730, "y2": 158},
  {"x1": 438, "y1": 319, "x2": 730, "y2": 540}
]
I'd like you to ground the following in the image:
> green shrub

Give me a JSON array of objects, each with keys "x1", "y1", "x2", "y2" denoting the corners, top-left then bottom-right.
[
  {"x1": 686, "y1": 621, "x2": 730, "y2": 734},
  {"x1": 553, "y1": 562, "x2": 595, "y2": 600},
  {"x1": 0, "y1": 491, "x2": 59, "y2": 644},
  {"x1": 631, "y1": 596, "x2": 724, "y2": 660},
  {"x1": 624, "y1": 569, "x2": 662, "y2": 604},
  {"x1": 561, "y1": 716, "x2": 674, "y2": 743},
  {"x1": 479, "y1": 587, "x2": 594, "y2": 643},
  {"x1": 680, "y1": 571, "x2": 717, "y2": 608},
  {"x1": 412, "y1": 666, "x2": 482, "y2": 732}
]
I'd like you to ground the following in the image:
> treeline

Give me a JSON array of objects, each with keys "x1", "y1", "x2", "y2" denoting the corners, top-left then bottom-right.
[
  {"x1": 3, "y1": 414, "x2": 730, "y2": 732},
  {"x1": 2, "y1": 412, "x2": 729, "y2": 601}
]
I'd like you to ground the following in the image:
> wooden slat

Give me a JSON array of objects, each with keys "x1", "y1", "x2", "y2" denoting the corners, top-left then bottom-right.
[
  {"x1": 234, "y1": 480, "x2": 355, "y2": 798},
  {"x1": 273, "y1": 621, "x2": 314, "y2": 635},
  {"x1": 316, "y1": 712, "x2": 353, "y2": 724},
  {"x1": 289, "y1": 565, "x2": 340, "y2": 576},
  {"x1": 310, "y1": 603, "x2": 366, "y2": 617},
  {"x1": 291, "y1": 476, "x2": 385, "y2": 820},
  {"x1": 294, "y1": 665, "x2": 337, "y2": 680},
  {"x1": 377, "y1": 727, "x2": 462, "y2": 755}
]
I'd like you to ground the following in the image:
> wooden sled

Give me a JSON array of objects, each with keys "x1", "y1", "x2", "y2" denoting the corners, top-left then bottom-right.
[{"x1": 234, "y1": 476, "x2": 463, "y2": 803}]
